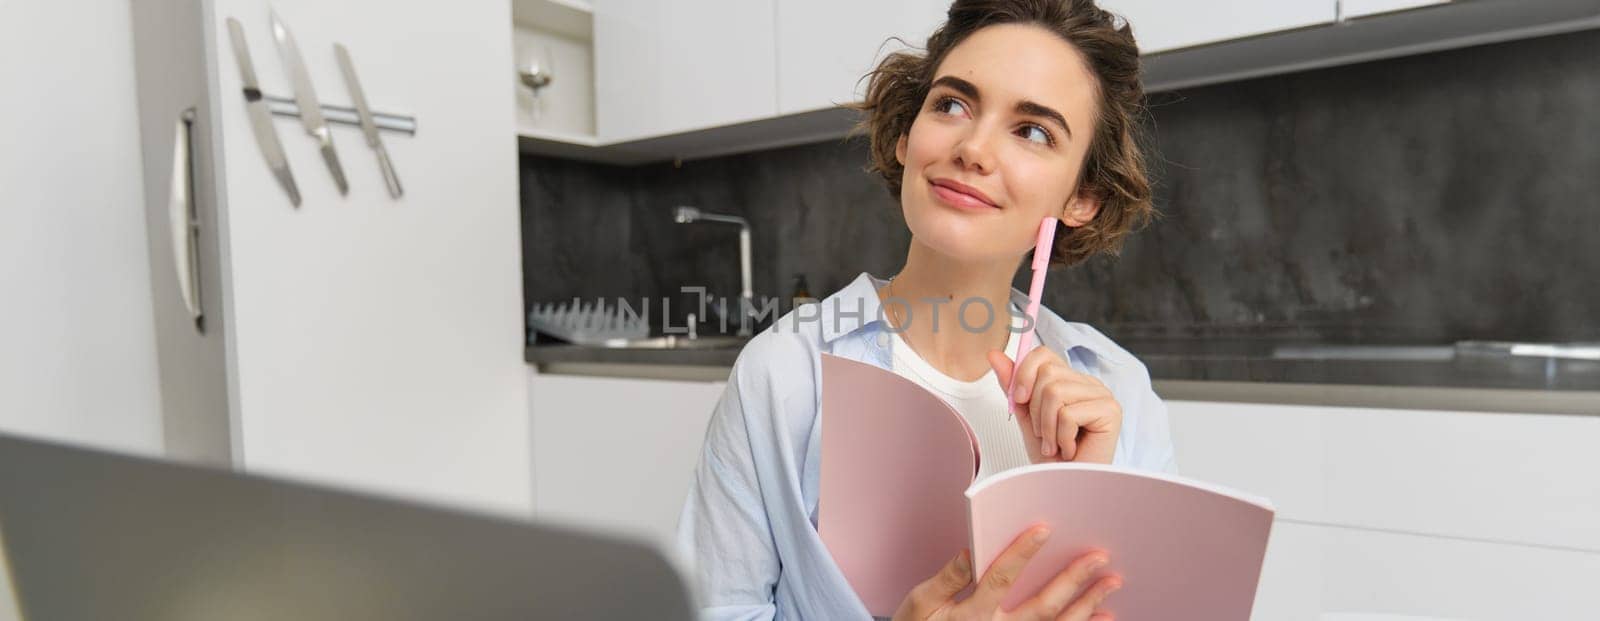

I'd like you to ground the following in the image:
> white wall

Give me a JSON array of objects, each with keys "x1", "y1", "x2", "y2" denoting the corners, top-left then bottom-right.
[
  {"x1": 0, "y1": 3, "x2": 163, "y2": 452},
  {"x1": 1, "y1": 3, "x2": 161, "y2": 617}
]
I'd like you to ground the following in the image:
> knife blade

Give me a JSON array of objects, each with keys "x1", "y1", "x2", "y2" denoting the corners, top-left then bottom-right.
[
  {"x1": 225, "y1": 17, "x2": 301, "y2": 207},
  {"x1": 334, "y1": 43, "x2": 403, "y2": 198},
  {"x1": 270, "y1": 9, "x2": 348, "y2": 195}
]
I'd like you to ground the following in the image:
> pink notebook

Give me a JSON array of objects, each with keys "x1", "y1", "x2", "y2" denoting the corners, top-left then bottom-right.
[{"x1": 818, "y1": 353, "x2": 1275, "y2": 619}]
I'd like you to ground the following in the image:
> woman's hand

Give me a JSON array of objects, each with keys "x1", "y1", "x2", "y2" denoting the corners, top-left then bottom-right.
[
  {"x1": 987, "y1": 347, "x2": 1122, "y2": 464},
  {"x1": 892, "y1": 526, "x2": 1122, "y2": 621}
]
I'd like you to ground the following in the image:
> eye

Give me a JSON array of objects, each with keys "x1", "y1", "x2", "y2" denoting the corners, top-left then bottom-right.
[
  {"x1": 932, "y1": 96, "x2": 969, "y2": 117},
  {"x1": 1018, "y1": 124, "x2": 1054, "y2": 146}
]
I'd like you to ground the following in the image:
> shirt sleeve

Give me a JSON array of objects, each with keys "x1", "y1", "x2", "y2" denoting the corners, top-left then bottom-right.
[
  {"x1": 1126, "y1": 362, "x2": 1179, "y2": 475},
  {"x1": 676, "y1": 354, "x2": 784, "y2": 621}
]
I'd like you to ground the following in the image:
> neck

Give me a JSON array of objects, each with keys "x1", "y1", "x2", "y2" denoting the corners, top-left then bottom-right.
[{"x1": 879, "y1": 239, "x2": 1024, "y2": 381}]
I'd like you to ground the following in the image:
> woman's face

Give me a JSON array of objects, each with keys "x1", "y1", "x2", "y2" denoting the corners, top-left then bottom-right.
[{"x1": 896, "y1": 23, "x2": 1102, "y2": 264}]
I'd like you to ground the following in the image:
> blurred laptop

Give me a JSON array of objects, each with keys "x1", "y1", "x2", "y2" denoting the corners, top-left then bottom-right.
[{"x1": 0, "y1": 433, "x2": 693, "y2": 620}]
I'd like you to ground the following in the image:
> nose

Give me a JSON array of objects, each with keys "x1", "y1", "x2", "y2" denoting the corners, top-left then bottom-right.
[{"x1": 952, "y1": 122, "x2": 997, "y2": 174}]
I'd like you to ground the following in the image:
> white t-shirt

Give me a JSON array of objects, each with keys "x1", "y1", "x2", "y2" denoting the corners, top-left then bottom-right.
[{"x1": 887, "y1": 306, "x2": 1032, "y2": 483}]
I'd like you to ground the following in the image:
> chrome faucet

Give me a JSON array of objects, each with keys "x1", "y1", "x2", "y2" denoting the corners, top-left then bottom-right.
[{"x1": 673, "y1": 206, "x2": 754, "y2": 336}]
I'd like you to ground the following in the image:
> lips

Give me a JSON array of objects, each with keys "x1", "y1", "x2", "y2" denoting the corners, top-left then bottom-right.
[{"x1": 930, "y1": 178, "x2": 999, "y2": 211}]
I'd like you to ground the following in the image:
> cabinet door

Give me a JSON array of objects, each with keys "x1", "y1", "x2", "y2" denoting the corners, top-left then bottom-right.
[
  {"x1": 1099, "y1": 0, "x2": 1336, "y2": 54},
  {"x1": 528, "y1": 372, "x2": 725, "y2": 555},
  {"x1": 594, "y1": 0, "x2": 777, "y2": 141},
  {"x1": 774, "y1": 0, "x2": 948, "y2": 115},
  {"x1": 1169, "y1": 400, "x2": 1600, "y2": 618},
  {"x1": 209, "y1": 0, "x2": 531, "y2": 516},
  {"x1": 1341, "y1": 0, "x2": 1451, "y2": 19}
]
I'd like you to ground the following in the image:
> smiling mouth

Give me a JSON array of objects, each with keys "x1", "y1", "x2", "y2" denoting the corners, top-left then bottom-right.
[{"x1": 929, "y1": 179, "x2": 1000, "y2": 211}]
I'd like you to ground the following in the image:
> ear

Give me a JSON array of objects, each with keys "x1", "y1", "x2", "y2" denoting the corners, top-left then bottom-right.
[
  {"x1": 1061, "y1": 190, "x2": 1101, "y2": 227},
  {"x1": 895, "y1": 133, "x2": 908, "y2": 166}
]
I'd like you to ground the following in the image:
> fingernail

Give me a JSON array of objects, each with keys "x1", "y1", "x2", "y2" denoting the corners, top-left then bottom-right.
[
  {"x1": 1032, "y1": 528, "x2": 1051, "y2": 544},
  {"x1": 1090, "y1": 556, "x2": 1109, "y2": 571},
  {"x1": 1013, "y1": 385, "x2": 1027, "y2": 402},
  {"x1": 1041, "y1": 439, "x2": 1053, "y2": 456}
]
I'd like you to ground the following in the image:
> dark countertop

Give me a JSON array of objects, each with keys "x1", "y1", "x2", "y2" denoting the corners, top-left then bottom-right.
[
  {"x1": 1124, "y1": 339, "x2": 1600, "y2": 392},
  {"x1": 525, "y1": 338, "x2": 1600, "y2": 415},
  {"x1": 526, "y1": 342, "x2": 742, "y2": 368},
  {"x1": 528, "y1": 339, "x2": 1600, "y2": 388}
]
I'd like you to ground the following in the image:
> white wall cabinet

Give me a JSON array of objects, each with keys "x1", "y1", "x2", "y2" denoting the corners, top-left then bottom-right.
[
  {"x1": 534, "y1": 0, "x2": 1590, "y2": 163},
  {"x1": 774, "y1": 0, "x2": 948, "y2": 115},
  {"x1": 1099, "y1": 0, "x2": 1336, "y2": 54},
  {"x1": 1342, "y1": 0, "x2": 1452, "y2": 20},
  {"x1": 593, "y1": 0, "x2": 778, "y2": 142}
]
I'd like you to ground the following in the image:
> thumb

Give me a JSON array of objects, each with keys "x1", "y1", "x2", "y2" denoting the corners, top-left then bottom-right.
[
  {"x1": 896, "y1": 549, "x2": 972, "y2": 620},
  {"x1": 925, "y1": 548, "x2": 974, "y2": 603}
]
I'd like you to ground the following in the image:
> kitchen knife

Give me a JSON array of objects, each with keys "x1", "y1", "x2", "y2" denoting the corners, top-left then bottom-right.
[
  {"x1": 334, "y1": 43, "x2": 403, "y2": 198},
  {"x1": 270, "y1": 9, "x2": 349, "y2": 195},
  {"x1": 225, "y1": 17, "x2": 301, "y2": 207}
]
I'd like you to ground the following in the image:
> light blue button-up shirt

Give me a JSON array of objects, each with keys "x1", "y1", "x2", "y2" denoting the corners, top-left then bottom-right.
[{"x1": 676, "y1": 271, "x2": 1177, "y2": 621}]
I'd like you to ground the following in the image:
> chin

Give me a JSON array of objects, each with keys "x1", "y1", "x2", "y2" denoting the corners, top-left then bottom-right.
[{"x1": 905, "y1": 203, "x2": 1010, "y2": 261}]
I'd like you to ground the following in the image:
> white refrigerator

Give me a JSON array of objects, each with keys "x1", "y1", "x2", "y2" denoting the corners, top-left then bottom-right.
[{"x1": 129, "y1": 0, "x2": 531, "y2": 516}]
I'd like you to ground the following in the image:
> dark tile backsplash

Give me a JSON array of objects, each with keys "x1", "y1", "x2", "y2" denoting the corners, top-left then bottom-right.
[{"x1": 520, "y1": 29, "x2": 1600, "y2": 343}]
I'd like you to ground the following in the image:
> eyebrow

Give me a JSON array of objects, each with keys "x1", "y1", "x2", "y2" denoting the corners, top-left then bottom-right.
[{"x1": 930, "y1": 75, "x2": 1074, "y2": 140}]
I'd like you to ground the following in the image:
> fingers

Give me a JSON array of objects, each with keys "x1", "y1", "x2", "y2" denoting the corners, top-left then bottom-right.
[
  {"x1": 1011, "y1": 349, "x2": 1095, "y2": 429},
  {"x1": 963, "y1": 525, "x2": 1050, "y2": 614},
  {"x1": 989, "y1": 350, "x2": 1029, "y2": 429},
  {"x1": 1056, "y1": 575, "x2": 1122, "y2": 621},
  {"x1": 1053, "y1": 410, "x2": 1080, "y2": 462},
  {"x1": 1069, "y1": 400, "x2": 1122, "y2": 464},
  {"x1": 896, "y1": 549, "x2": 973, "y2": 620},
  {"x1": 1007, "y1": 346, "x2": 1051, "y2": 412},
  {"x1": 1032, "y1": 368, "x2": 1099, "y2": 458},
  {"x1": 1017, "y1": 550, "x2": 1108, "y2": 617}
]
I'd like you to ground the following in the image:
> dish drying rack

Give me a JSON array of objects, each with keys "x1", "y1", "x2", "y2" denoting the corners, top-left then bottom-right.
[{"x1": 528, "y1": 299, "x2": 649, "y2": 345}]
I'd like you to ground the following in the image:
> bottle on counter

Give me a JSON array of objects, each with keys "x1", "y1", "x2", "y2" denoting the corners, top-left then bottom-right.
[{"x1": 791, "y1": 273, "x2": 815, "y2": 311}]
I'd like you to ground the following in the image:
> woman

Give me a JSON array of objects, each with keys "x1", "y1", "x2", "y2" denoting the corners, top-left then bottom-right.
[{"x1": 677, "y1": 1, "x2": 1173, "y2": 619}]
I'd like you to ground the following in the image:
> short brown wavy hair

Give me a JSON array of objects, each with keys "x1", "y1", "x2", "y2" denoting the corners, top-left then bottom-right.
[{"x1": 851, "y1": 0, "x2": 1154, "y2": 268}]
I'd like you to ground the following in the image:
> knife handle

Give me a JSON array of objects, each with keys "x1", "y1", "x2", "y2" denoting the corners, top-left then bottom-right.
[
  {"x1": 375, "y1": 144, "x2": 404, "y2": 198},
  {"x1": 226, "y1": 19, "x2": 260, "y2": 92}
]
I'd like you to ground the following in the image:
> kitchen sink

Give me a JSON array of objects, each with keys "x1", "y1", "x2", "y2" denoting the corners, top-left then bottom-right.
[{"x1": 596, "y1": 335, "x2": 750, "y2": 350}]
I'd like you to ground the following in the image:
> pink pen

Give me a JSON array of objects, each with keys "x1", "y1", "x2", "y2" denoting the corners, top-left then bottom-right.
[{"x1": 1007, "y1": 217, "x2": 1058, "y2": 419}]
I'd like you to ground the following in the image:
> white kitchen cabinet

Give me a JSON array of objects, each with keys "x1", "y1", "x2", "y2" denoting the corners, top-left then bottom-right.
[
  {"x1": 1099, "y1": 0, "x2": 1336, "y2": 54},
  {"x1": 1167, "y1": 400, "x2": 1600, "y2": 618},
  {"x1": 592, "y1": 0, "x2": 778, "y2": 142},
  {"x1": 129, "y1": 0, "x2": 531, "y2": 516},
  {"x1": 774, "y1": 0, "x2": 949, "y2": 115},
  {"x1": 1342, "y1": 0, "x2": 1452, "y2": 20},
  {"x1": 514, "y1": 0, "x2": 598, "y2": 141},
  {"x1": 1168, "y1": 400, "x2": 1600, "y2": 551},
  {"x1": 1252, "y1": 520, "x2": 1600, "y2": 620},
  {"x1": 527, "y1": 370, "x2": 725, "y2": 557}
]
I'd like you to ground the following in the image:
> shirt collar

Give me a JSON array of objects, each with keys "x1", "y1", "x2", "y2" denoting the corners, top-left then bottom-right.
[{"x1": 816, "y1": 271, "x2": 1122, "y2": 366}]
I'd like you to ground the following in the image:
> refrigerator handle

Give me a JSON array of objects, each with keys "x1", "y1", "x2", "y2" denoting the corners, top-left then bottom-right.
[{"x1": 169, "y1": 108, "x2": 204, "y2": 333}]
